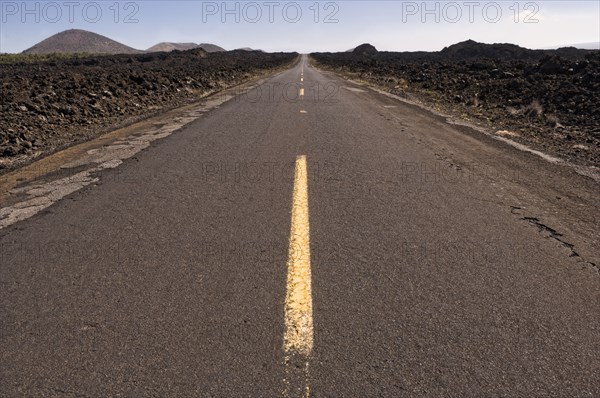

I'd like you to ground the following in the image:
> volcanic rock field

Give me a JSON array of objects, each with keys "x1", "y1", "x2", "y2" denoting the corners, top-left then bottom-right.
[
  {"x1": 312, "y1": 42, "x2": 600, "y2": 167},
  {"x1": 0, "y1": 49, "x2": 297, "y2": 170}
]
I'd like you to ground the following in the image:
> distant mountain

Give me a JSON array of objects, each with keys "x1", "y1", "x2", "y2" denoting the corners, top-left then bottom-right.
[
  {"x1": 23, "y1": 29, "x2": 142, "y2": 55},
  {"x1": 146, "y1": 42, "x2": 200, "y2": 52},
  {"x1": 147, "y1": 42, "x2": 226, "y2": 53},
  {"x1": 21, "y1": 30, "x2": 228, "y2": 55},
  {"x1": 236, "y1": 47, "x2": 264, "y2": 52},
  {"x1": 198, "y1": 43, "x2": 226, "y2": 52}
]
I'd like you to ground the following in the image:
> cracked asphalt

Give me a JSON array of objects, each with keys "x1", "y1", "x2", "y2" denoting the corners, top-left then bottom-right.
[{"x1": 1, "y1": 55, "x2": 599, "y2": 396}]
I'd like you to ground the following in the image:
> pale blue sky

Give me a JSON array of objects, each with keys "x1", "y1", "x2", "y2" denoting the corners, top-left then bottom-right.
[{"x1": 1, "y1": 1, "x2": 599, "y2": 53}]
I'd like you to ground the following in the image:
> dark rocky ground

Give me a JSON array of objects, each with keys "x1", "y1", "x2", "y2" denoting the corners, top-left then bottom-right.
[
  {"x1": 312, "y1": 42, "x2": 600, "y2": 167},
  {"x1": 0, "y1": 49, "x2": 297, "y2": 171}
]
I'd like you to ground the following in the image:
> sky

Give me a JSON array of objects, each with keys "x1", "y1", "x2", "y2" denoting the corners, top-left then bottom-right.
[{"x1": 0, "y1": 1, "x2": 599, "y2": 53}]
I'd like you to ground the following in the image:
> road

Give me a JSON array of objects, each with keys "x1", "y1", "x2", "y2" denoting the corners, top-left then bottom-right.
[{"x1": 1, "y1": 55, "x2": 599, "y2": 397}]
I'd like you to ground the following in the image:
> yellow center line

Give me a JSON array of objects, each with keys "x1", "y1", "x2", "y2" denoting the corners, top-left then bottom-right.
[
  {"x1": 283, "y1": 155, "x2": 313, "y2": 397},
  {"x1": 284, "y1": 155, "x2": 313, "y2": 356}
]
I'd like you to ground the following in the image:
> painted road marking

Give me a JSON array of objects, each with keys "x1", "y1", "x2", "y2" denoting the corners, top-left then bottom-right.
[
  {"x1": 299, "y1": 88, "x2": 305, "y2": 97},
  {"x1": 345, "y1": 87, "x2": 366, "y2": 93},
  {"x1": 284, "y1": 155, "x2": 313, "y2": 356},
  {"x1": 300, "y1": 110, "x2": 307, "y2": 114},
  {"x1": 283, "y1": 155, "x2": 313, "y2": 397}
]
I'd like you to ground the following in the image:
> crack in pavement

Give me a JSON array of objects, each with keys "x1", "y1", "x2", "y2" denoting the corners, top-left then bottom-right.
[{"x1": 511, "y1": 207, "x2": 598, "y2": 274}]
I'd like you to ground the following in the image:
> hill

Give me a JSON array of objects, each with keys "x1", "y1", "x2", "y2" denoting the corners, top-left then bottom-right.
[
  {"x1": 335, "y1": 40, "x2": 594, "y2": 62},
  {"x1": 23, "y1": 29, "x2": 142, "y2": 55},
  {"x1": 439, "y1": 39, "x2": 537, "y2": 60},
  {"x1": 198, "y1": 43, "x2": 226, "y2": 53},
  {"x1": 353, "y1": 43, "x2": 378, "y2": 56},
  {"x1": 236, "y1": 47, "x2": 265, "y2": 52},
  {"x1": 146, "y1": 42, "x2": 200, "y2": 52},
  {"x1": 147, "y1": 42, "x2": 226, "y2": 53}
]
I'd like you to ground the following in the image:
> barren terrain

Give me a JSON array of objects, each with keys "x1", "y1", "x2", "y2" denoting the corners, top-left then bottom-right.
[
  {"x1": 0, "y1": 49, "x2": 297, "y2": 170},
  {"x1": 312, "y1": 42, "x2": 600, "y2": 167}
]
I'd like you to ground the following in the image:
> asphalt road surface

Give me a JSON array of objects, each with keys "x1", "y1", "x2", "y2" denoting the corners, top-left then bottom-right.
[{"x1": 1, "y1": 55, "x2": 599, "y2": 397}]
